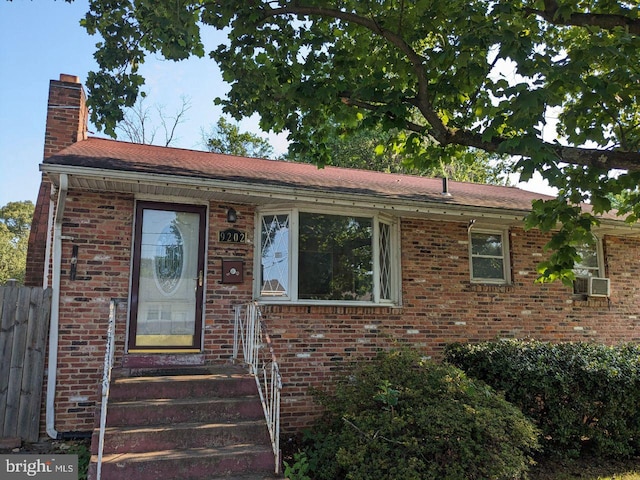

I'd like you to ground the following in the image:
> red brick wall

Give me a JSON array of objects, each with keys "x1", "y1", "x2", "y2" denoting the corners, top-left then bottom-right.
[
  {"x1": 25, "y1": 75, "x2": 88, "y2": 287},
  {"x1": 263, "y1": 219, "x2": 640, "y2": 432},
  {"x1": 24, "y1": 178, "x2": 51, "y2": 287},
  {"x1": 46, "y1": 192, "x2": 133, "y2": 432},
  {"x1": 46, "y1": 195, "x2": 257, "y2": 433},
  {"x1": 47, "y1": 193, "x2": 640, "y2": 434},
  {"x1": 202, "y1": 203, "x2": 255, "y2": 363}
]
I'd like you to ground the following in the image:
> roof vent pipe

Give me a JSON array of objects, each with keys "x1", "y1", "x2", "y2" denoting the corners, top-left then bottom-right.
[{"x1": 442, "y1": 177, "x2": 452, "y2": 196}]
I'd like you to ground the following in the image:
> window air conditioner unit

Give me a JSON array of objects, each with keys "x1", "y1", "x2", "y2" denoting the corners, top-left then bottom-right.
[
  {"x1": 589, "y1": 277, "x2": 610, "y2": 297},
  {"x1": 574, "y1": 276, "x2": 610, "y2": 297}
]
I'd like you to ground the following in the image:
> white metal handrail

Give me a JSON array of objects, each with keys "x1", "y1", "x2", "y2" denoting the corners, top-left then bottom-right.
[
  {"x1": 233, "y1": 303, "x2": 282, "y2": 474},
  {"x1": 96, "y1": 299, "x2": 118, "y2": 480}
]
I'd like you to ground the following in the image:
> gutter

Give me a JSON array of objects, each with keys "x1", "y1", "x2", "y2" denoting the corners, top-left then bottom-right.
[
  {"x1": 39, "y1": 164, "x2": 534, "y2": 224},
  {"x1": 40, "y1": 163, "x2": 640, "y2": 236},
  {"x1": 46, "y1": 173, "x2": 68, "y2": 439}
]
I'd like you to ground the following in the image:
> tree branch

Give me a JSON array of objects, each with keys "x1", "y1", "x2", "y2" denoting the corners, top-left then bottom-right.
[
  {"x1": 339, "y1": 94, "x2": 428, "y2": 134},
  {"x1": 526, "y1": 6, "x2": 640, "y2": 34},
  {"x1": 448, "y1": 128, "x2": 640, "y2": 172},
  {"x1": 339, "y1": 93, "x2": 640, "y2": 173},
  {"x1": 159, "y1": 96, "x2": 191, "y2": 147},
  {"x1": 263, "y1": 3, "x2": 449, "y2": 139},
  {"x1": 258, "y1": 3, "x2": 640, "y2": 172}
]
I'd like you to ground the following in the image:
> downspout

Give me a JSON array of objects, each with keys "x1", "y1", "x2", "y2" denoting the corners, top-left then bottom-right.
[
  {"x1": 43, "y1": 184, "x2": 56, "y2": 289},
  {"x1": 46, "y1": 173, "x2": 68, "y2": 439}
]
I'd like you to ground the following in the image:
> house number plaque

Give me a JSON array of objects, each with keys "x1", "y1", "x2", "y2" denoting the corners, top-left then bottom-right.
[{"x1": 219, "y1": 228, "x2": 246, "y2": 243}]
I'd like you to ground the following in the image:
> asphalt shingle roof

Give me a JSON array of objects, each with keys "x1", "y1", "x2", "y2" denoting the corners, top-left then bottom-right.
[{"x1": 45, "y1": 137, "x2": 554, "y2": 212}]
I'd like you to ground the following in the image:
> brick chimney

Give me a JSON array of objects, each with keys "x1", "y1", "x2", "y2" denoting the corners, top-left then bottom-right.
[
  {"x1": 43, "y1": 74, "x2": 88, "y2": 159},
  {"x1": 24, "y1": 75, "x2": 88, "y2": 286}
]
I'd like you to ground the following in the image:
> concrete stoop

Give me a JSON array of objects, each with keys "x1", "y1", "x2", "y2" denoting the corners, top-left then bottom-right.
[{"x1": 88, "y1": 365, "x2": 280, "y2": 480}]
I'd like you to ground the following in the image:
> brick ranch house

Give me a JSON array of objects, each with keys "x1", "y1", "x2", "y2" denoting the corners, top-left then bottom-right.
[{"x1": 26, "y1": 75, "x2": 640, "y2": 441}]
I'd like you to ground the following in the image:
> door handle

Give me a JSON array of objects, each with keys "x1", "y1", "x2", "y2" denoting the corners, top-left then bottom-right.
[{"x1": 194, "y1": 270, "x2": 204, "y2": 290}]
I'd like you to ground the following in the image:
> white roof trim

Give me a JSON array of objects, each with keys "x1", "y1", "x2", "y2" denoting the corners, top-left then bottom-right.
[{"x1": 40, "y1": 163, "x2": 640, "y2": 234}]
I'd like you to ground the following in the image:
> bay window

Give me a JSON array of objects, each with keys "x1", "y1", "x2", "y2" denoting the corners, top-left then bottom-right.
[{"x1": 257, "y1": 209, "x2": 399, "y2": 304}]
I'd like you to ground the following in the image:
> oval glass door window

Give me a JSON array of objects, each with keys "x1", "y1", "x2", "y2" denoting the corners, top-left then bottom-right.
[{"x1": 154, "y1": 223, "x2": 184, "y2": 295}]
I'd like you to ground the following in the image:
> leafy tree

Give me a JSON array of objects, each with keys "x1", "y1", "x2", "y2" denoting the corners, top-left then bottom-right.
[
  {"x1": 286, "y1": 124, "x2": 511, "y2": 184},
  {"x1": 0, "y1": 201, "x2": 34, "y2": 285},
  {"x1": 81, "y1": 0, "x2": 640, "y2": 282},
  {"x1": 202, "y1": 117, "x2": 274, "y2": 158}
]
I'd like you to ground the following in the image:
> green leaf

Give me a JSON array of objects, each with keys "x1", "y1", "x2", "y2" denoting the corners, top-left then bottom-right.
[{"x1": 80, "y1": 0, "x2": 640, "y2": 283}]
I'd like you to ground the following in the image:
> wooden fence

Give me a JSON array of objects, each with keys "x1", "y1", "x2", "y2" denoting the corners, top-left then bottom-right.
[{"x1": 0, "y1": 282, "x2": 52, "y2": 442}]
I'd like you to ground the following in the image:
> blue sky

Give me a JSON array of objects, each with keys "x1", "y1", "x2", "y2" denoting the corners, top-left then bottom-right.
[
  {"x1": 0, "y1": 1, "x2": 553, "y2": 208},
  {"x1": 0, "y1": 0, "x2": 287, "y2": 207}
]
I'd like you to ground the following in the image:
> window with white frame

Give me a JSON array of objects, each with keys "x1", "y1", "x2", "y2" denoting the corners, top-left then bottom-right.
[
  {"x1": 469, "y1": 229, "x2": 511, "y2": 284},
  {"x1": 572, "y1": 238, "x2": 606, "y2": 295},
  {"x1": 573, "y1": 241, "x2": 603, "y2": 278},
  {"x1": 257, "y1": 209, "x2": 399, "y2": 304}
]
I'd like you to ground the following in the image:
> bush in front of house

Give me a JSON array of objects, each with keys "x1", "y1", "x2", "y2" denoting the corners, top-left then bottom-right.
[
  {"x1": 297, "y1": 349, "x2": 540, "y2": 480},
  {"x1": 444, "y1": 340, "x2": 640, "y2": 459}
]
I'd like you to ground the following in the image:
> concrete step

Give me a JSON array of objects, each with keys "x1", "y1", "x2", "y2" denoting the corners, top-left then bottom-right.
[
  {"x1": 92, "y1": 419, "x2": 271, "y2": 454},
  {"x1": 89, "y1": 444, "x2": 276, "y2": 480},
  {"x1": 104, "y1": 395, "x2": 264, "y2": 427},
  {"x1": 109, "y1": 372, "x2": 258, "y2": 401},
  {"x1": 111, "y1": 364, "x2": 248, "y2": 378},
  {"x1": 88, "y1": 365, "x2": 279, "y2": 479}
]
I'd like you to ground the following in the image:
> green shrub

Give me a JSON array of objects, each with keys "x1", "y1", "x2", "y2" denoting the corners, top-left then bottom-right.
[
  {"x1": 284, "y1": 451, "x2": 312, "y2": 480},
  {"x1": 301, "y1": 349, "x2": 540, "y2": 480},
  {"x1": 445, "y1": 340, "x2": 640, "y2": 458}
]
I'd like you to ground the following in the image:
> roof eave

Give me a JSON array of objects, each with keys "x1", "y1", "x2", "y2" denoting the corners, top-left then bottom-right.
[{"x1": 40, "y1": 163, "x2": 639, "y2": 234}]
